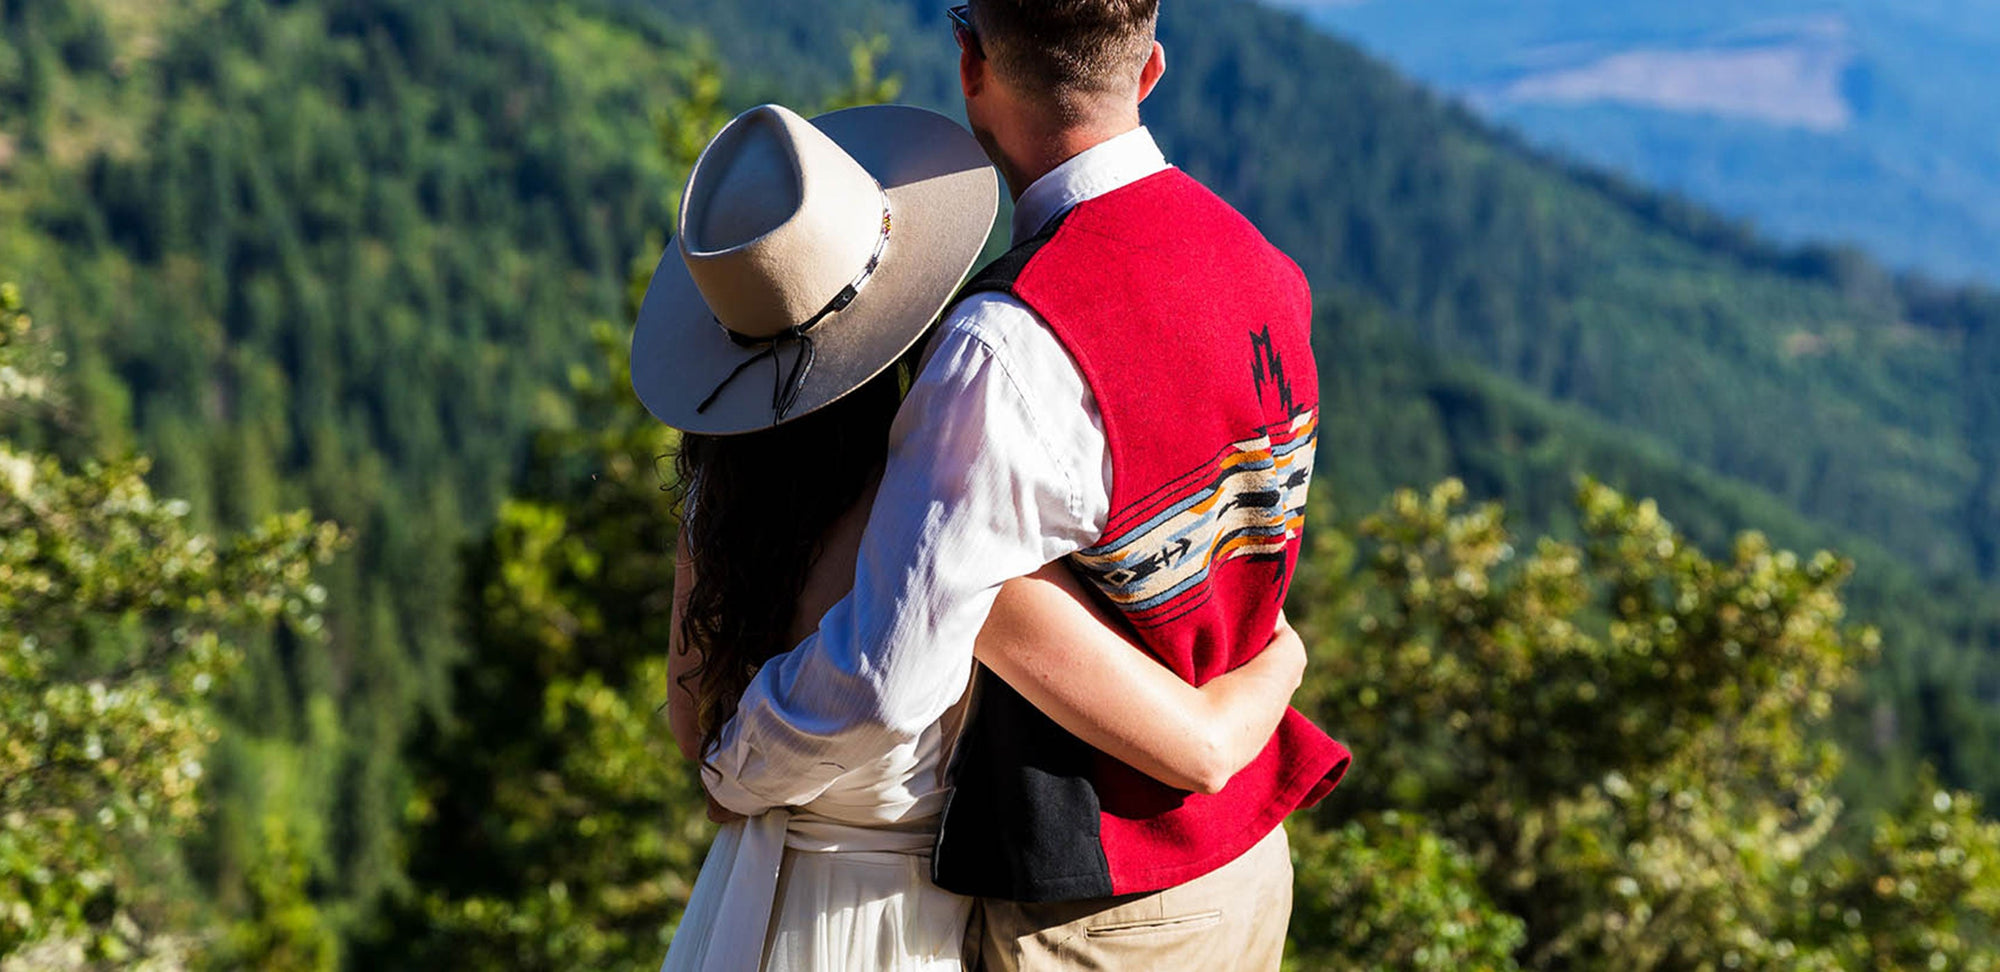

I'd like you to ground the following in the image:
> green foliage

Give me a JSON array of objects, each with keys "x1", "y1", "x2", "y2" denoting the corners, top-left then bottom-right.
[
  {"x1": 214, "y1": 816, "x2": 340, "y2": 972},
  {"x1": 1789, "y1": 775, "x2": 2000, "y2": 970},
  {"x1": 1, "y1": 0, "x2": 713, "y2": 943},
  {"x1": 1286, "y1": 479, "x2": 2000, "y2": 969},
  {"x1": 0, "y1": 285, "x2": 341, "y2": 966},
  {"x1": 1333, "y1": 478, "x2": 1866, "y2": 815},
  {"x1": 0, "y1": 283, "x2": 50, "y2": 410},
  {"x1": 1287, "y1": 812, "x2": 1525, "y2": 971}
]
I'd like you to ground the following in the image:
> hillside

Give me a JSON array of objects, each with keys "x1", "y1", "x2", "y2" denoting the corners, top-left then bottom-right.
[
  {"x1": 6, "y1": 0, "x2": 2000, "y2": 957},
  {"x1": 1, "y1": 0, "x2": 694, "y2": 934}
]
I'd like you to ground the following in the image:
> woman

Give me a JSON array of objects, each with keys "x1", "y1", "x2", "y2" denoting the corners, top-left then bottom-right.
[{"x1": 632, "y1": 104, "x2": 1307, "y2": 971}]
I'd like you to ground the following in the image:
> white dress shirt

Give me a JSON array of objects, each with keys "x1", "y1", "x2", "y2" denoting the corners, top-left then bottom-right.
[{"x1": 702, "y1": 127, "x2": 1174, "y2": 815}]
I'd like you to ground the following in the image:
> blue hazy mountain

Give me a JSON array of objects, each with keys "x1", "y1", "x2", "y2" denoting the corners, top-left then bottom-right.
[{"x1": 1271, "y1": 0, "x2": 2000, "y2": 284}]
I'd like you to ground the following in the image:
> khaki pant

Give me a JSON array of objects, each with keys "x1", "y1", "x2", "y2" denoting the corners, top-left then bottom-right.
[{"x1": 972, "y1": 825, "x2": 1293, "y2": 971}]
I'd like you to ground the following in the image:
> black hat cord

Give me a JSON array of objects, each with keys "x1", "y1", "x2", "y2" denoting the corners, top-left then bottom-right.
[{"x1": 695, "y1": 192, "x2": 893, "y2": 423}]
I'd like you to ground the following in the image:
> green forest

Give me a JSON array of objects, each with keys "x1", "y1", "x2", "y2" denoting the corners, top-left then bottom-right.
[{"x1": 4, "y1": 0, "x2": 2000, "y2": 967}]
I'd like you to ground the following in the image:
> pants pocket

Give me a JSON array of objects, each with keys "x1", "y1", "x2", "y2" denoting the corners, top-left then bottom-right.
[{"x1": 1081, "y1": 910, "x2": 1223, "y2": 939}]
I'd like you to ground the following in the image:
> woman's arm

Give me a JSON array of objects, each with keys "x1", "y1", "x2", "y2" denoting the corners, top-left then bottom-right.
[
  {"x1": 974, "y1": 563, "x2": 1307, "y2": 795},
  {"x1": 667, "y1": 533, "x2": 703, "y2": 764},
  {"x1": 669, "y1": 538, "x2": 749, "y2": 824}
]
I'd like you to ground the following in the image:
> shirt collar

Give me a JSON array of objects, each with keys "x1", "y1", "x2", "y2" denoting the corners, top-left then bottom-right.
[{"x1": 1009, "y1": 126, "x2": 1171, "y2": 244}]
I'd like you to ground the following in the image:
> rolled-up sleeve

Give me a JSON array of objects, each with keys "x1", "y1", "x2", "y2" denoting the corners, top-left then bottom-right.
[{"x1": 701, "y1": 294, "x2": 1107, "y2": 815}]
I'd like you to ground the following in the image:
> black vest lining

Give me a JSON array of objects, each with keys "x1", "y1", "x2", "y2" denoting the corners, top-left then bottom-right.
[{"x1": 930, "y1": 209, "x2": 1118, "y2": 902}]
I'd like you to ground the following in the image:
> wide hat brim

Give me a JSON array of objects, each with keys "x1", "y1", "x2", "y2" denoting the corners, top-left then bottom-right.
[{"x1": 631, "y1": 105, "x2": 998, "y2": 435}]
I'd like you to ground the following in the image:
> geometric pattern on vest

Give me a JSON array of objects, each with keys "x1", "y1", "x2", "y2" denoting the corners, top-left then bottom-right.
[{"x1": 1073, "y1": 408, "x2": 1316, "y2": 629}]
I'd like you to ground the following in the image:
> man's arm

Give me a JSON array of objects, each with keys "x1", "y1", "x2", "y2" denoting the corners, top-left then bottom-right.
[{"x1": 700, "y1": 295, "x2": 1107, "y2": 815}]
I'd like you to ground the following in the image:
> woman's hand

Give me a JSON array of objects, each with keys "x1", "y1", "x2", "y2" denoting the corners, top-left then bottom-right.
[
  {"x1": 667, "y1": 536, "x2": 705, "y2": 764},
  {"x1": 706, "y1": 789, "x2": 747, "y2": 825}
]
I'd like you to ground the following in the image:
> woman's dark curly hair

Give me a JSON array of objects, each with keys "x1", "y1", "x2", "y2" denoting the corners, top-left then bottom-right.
[{"x1": 673, "y1": 348, "x2": 920, "y2": 764}]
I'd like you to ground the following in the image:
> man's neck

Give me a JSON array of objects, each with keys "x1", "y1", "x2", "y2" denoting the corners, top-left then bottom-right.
[{"x1": 997, "y1": 116, "x2": 1141, "y2": 201}]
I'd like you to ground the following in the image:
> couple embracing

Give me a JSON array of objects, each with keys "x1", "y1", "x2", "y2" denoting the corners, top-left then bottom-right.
[{"x1": 632, "y1": 2, "x2": 1350, "y2": 968}]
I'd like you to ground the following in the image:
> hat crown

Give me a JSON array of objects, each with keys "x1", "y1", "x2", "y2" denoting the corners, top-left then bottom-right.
[{"x1": 678, "y1": 105, "x2": 887, "y2": 338}]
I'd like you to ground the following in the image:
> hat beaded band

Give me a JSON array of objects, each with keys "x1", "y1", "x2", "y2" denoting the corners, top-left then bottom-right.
[{"x1": 694, "y1": 187, "x2": 895, "y2": 422}]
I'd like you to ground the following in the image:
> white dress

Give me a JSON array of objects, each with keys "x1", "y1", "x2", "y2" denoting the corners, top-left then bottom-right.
[{"x1": 660, "y1": 692, "x2": 972, "y2": 972}]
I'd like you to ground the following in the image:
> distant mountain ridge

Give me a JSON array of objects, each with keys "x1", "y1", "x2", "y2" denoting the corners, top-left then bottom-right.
[
  {"x1": 1273, "y1": 0, "x2": 2000, "y2": 285},
  {"x1": 1478, "y1": 15, "x2": 1855, "y2": 131}
]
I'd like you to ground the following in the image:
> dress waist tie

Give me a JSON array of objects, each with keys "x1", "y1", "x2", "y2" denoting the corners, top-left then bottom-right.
[{"x1": 660, "y1": 809, "x2": 938, "y2": 972}]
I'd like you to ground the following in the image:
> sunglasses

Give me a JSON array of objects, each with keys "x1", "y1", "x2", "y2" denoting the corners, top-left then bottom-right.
[{"x1": 948, "y1": 4, "x2": 985, "y2": 59}]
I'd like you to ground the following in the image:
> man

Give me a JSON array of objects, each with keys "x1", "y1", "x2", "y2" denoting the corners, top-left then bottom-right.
[{"x1": 701, "y1": 2, "x2": 1349, "y2": 967}]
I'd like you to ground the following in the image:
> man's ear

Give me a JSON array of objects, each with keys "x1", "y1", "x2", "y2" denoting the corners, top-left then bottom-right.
[
  {"x1": 961, "y1": 42, "x2": 985, "y2": 99},
  {"x1": 1136, "y1": 41, "x2": 1166, "y2": 104}
]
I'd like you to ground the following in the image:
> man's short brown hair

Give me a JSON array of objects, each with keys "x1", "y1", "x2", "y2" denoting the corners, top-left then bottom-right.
[{"x1": 969, "y1": 0, "x2": 1160, "y2": 117}]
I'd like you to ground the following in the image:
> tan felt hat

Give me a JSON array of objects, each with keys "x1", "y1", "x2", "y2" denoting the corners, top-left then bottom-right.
[{"x1": 630, "y1": 103, "x2": 998, "y2": 435}]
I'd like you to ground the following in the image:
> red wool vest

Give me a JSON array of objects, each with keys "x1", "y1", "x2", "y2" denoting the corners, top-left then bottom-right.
[{"x1": 932, "y1": 168, "x2": 1352, "y2": 901}]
